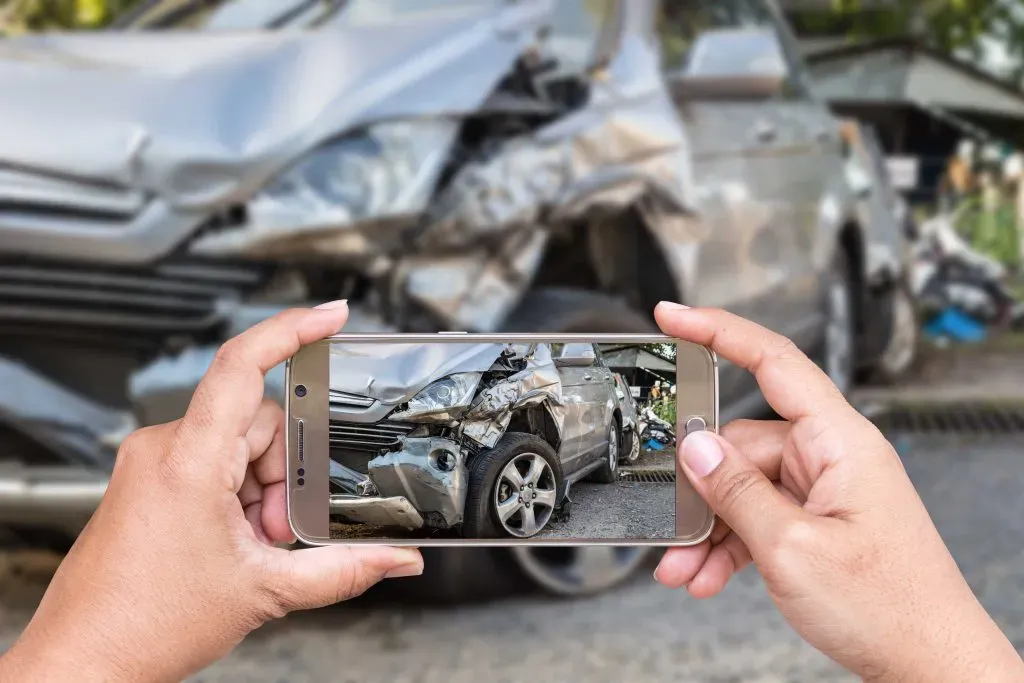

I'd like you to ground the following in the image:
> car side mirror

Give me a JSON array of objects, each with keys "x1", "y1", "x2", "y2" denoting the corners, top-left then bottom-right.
[
  {"x1": 669, "y1": 27, "x2": 789, "y2": 101},
  {"x1": 554, "y1": 344, "x2": 597, "y2": 367}
]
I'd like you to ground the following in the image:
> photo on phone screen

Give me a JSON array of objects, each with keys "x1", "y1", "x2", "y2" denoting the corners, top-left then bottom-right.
[{"x1": 288, "y1": 336, "x2": 717, "y2": 545}]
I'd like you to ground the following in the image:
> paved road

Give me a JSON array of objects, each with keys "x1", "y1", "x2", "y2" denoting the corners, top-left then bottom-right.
[{"x1": 1, "y1": 434, "x2": 1021, "y2": 682}]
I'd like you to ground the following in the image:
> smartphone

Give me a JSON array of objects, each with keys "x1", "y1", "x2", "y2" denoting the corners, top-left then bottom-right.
[{"x1": 286, "y1": 334, "x2": 717, "y2": 547}]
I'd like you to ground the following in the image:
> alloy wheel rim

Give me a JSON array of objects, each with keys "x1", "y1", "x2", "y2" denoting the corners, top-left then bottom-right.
[
  {"x1": 493, "y1": 452, "x2": 556, "y2": 538},
  {"x1": 510, "y1": 545, "x2": 652, "y2": 596},
  {"x1": 826, "y1": 281, "x2": 853, "y2": 393}
]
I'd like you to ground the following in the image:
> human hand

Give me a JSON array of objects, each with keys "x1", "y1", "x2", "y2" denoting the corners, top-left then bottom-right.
[
  {"x1": 653, "y1": 303, "x2": 1023, "y2": 683},
  {"x1": 0, "y1": 303, "x2": 423, "y2": 683}
]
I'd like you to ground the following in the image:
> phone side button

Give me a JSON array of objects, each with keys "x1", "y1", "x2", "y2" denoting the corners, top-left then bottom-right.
[{"x1": 684, "y1": 417, "x2": 707, "y2": 436}]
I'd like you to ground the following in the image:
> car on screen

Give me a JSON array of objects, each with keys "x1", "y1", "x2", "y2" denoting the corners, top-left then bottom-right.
[{"x1": 328, "y1": 342, "x2": 622, "y2": 539}]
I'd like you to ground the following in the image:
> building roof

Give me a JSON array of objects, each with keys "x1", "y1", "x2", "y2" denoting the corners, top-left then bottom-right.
[
  {"x1": 805, "y1": 38, "x2": 1024, "y2": 119},
  {"x1": 601, "y1": 345, "x2": 676, "y2": 373}
]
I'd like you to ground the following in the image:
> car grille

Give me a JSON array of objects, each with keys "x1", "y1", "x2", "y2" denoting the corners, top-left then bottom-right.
[
  {"x1": 329, "y1": 391, "x2": 376, "y2": 410},
  {"x1": 0, "y1": 258, "x2": 266, "y2": 339},
  {"x1": 329, "y1": 420, "x2": 414, "y2": 453}
]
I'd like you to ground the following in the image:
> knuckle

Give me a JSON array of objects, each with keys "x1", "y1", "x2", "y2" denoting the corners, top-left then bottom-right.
[
  {"x1": 710, "y1": 468, "x2": 765, "y2": 512},
  {"x1": 768, "y1": 334, "x2": 803, "y2": 361},
  {"x1": 212, "y1": 339, "x2": 243, "y2": 371}
]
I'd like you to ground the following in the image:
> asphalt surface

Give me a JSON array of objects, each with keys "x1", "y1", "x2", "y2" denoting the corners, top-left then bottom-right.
[
  {"x1": 2, "y1": 433, "x2": 1020, "y2": 682},
  {"x1": 328, "y1": 447, "x2": 679, "y2": 541}
]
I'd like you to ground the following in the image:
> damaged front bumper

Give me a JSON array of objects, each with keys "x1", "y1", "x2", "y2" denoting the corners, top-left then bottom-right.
[{"x1": 331, "y1": 436, "x2": 468, "y2": 530}]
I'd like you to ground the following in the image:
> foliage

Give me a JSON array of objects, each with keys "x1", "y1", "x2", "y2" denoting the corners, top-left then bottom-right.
[
  {"x1": 0, "y1": 0, "x2": 143, "y2": 34},
  {"x1": 651, "y1": 398, "x2": 677, "y2": 428},
  {"x1": 954, "y1": 197, "x2": 1022, "y2": 268},
  {"x1": 790, "y1": 0, "x2": 1024, "y2": 81},
  {"x1": 643, "y1": 343, "x2": 677, "y2": 361}
]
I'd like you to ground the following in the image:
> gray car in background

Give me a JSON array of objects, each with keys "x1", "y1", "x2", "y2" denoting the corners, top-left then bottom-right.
[{"x1": 0, "y1": 0, "x2": 905, "y2": 597}]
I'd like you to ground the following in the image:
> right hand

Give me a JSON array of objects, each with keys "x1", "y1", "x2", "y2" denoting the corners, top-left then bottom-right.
[{"x1": 653, "y1": 303, "x2": 1023, "y2": 682}]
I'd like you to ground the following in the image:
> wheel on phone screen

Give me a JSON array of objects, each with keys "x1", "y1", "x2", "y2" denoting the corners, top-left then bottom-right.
[{"x1": 462, "y1": 433, "x2": 562, "y2": 539}]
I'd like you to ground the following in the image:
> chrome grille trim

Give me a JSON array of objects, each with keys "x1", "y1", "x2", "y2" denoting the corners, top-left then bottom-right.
[
  {"x1": 329, "y1": 391, "x2": 376, "y2": 409},
  {"x1": 0, "y1": 167, "x2": 146, "y2": 219}
]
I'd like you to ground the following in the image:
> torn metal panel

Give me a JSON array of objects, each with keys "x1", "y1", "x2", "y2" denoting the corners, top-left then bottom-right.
[
  {"x1": 418, "y1": 86, "x2": 694, "y2": 253},
  {"x1": 329, "y1": 460, "x2": 373, "y2": 496},
  {"x1": 367, "y1": 437, "x2": 467, "y2": 528},
  {"x1": 402, "y1": 229, "x2": 549, "y2": 332},
  {"x1": 462, "y1": 344, "x2": 564, "y2": 449},
  {"x1": 330, "y1": 495, "x2": 424, "y2": 530}
]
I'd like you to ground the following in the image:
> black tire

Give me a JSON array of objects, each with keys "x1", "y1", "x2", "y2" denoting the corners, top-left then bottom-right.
[
  {"x1": 821, "y1": 253, "x2": 857, "y2": 396},
  {"x1": 588, "y1": 420, "x2": 620, "y2": 483},
  {"x1": 463, "y1": 433, "x2": 562, "y2": 539},
  {"x1": 622, "y1": 427, "x2": 640, "y2": 464},
  {"x1": 868, "y1": 282, "x2": 920, "y2": 385},
  {"x1": 503, "y1": 288, "x2": 659, "y2": 334}
]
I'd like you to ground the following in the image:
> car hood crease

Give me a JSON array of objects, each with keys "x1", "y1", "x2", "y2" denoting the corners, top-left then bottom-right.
[{"x1": 0, "y1": 7, "x2": 531, "y2": 208}]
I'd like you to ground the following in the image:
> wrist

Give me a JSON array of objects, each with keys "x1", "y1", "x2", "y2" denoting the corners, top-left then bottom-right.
[
  {"x1": 864, "y1": 604, "x2": 1023, "y2": 683},
  {"x1": 1, "y1": 627, "x2": 140, "y2": 683}
]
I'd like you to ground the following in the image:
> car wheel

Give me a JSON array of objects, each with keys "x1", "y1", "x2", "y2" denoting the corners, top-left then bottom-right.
[
  {"x1": 502, "y1": 287, "x2": 658, "y2": 595},
  {"x1": 508, "y1": 545, "x2": 652, "y2": 597},
  {"x1": 622, "y1": 428, "x2": 641, "y2": 464},
  {"x1": 588, "y1": 421, "x2": 619, "y2": 484},
  {"x1": 823, "y1": 255, "x2": 856, "y2": 396},
  {"x1": 463, "y1": 433, "x2": 562, "y2": 539},
  {"x1": 871, "y1": 283, "x2": 919, "y2": 384}
]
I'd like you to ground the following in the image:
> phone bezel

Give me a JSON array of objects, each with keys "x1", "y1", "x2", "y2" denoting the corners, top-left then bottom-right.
[{"x1": 287, "y1": 333, "x2": 717, "y2": 547}]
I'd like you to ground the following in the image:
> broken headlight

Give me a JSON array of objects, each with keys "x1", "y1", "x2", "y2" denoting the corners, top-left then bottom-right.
[
  {"x1": 390, "y1": 372, "x2": 481, "y2": 423},
  {"x1": 251, "y1": 120, "x2": 458, "y2": 227}
]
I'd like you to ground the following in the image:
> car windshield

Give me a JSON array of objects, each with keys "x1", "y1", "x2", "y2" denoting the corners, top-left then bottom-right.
[{"x1": 117, "y1": 0, "x2": 499, "y2": 31}]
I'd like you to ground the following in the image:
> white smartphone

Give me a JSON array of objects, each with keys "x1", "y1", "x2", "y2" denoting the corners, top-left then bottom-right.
[{"x1": 286, "y1": 334, "x2": 717, "y2": 547}]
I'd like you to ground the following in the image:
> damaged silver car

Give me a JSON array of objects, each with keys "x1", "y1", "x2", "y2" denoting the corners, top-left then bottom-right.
[
  {"x1": 0, "y1": 0, "x2": 904, "y2": 596},
  {"x1": 327, "y1": 342, "x2": 620, "y2": 538}
]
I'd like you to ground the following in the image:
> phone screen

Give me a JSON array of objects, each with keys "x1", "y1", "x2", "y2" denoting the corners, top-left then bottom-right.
[{"x1": 288, "y1": 336, "x2": 717, "y2": 545}]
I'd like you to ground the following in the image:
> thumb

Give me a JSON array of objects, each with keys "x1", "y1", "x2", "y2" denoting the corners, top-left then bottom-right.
[
  {"x1": 267, "y1": 546, "x2": 424, "y2": 612},
  {"x1": 679, "y1": 431, "x2": 801, "y2": 557}
]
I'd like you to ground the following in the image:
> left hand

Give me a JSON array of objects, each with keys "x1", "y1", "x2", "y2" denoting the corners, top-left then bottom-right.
[{"x1": 0, "y1": 303, "x2": 423, "y2": 683}]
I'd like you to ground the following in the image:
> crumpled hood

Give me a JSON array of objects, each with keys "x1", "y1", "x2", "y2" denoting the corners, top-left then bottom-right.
[
  {"x1": 329, "y1": 342, "x2": 509, "y2": 405},
  {"x1": 0, "y1": 4, "x2": 534, "y2": 208}
]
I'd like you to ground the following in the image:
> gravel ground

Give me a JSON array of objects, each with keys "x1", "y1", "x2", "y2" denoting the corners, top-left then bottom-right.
[
  {"x1": 2, "y1": 434, "x2": 1020, "y2": 682},
  {"x1": 542, "y1": 479, "x2": 675, "y2": 539}
]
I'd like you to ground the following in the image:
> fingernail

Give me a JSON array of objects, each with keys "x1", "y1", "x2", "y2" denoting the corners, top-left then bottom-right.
[
  {"x1": 681, "y1": 431, "x2": 724, "y2": 478},
  {"x1": 657, "y1": 301, "x2": 690, "y2": 311},
  {"x1": 384, "y1": 562, "x2": 424, "y2": 579},
  {"x1": 315, "y1": 299, "x2": 348, "y2": 311}
]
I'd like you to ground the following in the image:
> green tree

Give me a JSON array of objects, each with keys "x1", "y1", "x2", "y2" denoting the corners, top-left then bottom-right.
[
  {"x1": 0, "y1": 0, "x2": 143, "y2": 35},
  {"x1": 789, "y1": 0, "x2": 1024, "y2": 82}
]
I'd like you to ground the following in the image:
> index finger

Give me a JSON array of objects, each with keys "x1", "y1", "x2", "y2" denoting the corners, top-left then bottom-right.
[
  {"x1": 655, "y1": 303, "x2": 851, "y2": 422},
  {"x1": 183, "y1": 302, "x2": 349, "y2": 445}
]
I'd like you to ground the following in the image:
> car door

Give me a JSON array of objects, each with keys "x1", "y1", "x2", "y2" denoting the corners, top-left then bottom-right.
[
  {"x1": 577, "y1": 344, "x2": 616, "y2": 462},
  {"x1": 749, "y1": 0, "x2": 840, "y2": 348},
  {"x1": 550, "y1": 343, "x2": 590, "y2": 473},
  {"x1": 656, "y1": 0, "x2": 801, "y2": 403}
]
